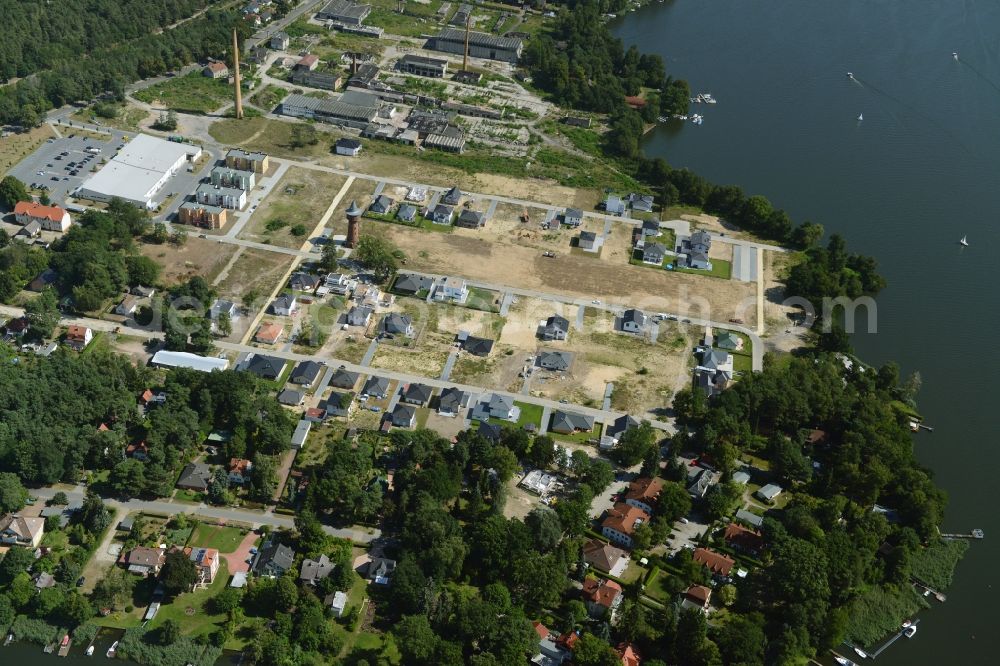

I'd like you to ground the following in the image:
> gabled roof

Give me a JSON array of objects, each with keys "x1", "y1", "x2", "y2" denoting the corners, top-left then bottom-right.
[
  {"x1": 290, "y1": 360, "x2": 323, "y2": 385},
  {"x1": 253, "y1": 538, "x2": 295, "y2": 575},
  {"x1": 391, "y1": 403, "x2": 416, "y2": 427},
  {"x1": 403, "y1": 383, "x2": 433, "y2": 404},
  {"x1": 176, "y1": 463, "x2": 212, "y2": 490},
  {"x1": 362, "y1": 375, "x2": 389, "y2": 396},
  {"x1": 462, "y1": 336, "x2": 494, "y2": 356},
  {"x1": 242, "y1": 353, "x2": 287, "y2": 379},
  {"x1": 601, "y1": 503, "x2": 649, "y2": 537},
  {"x1": 255, "y1": 321, "x2": 284, "y2": 343},
  {"x1": 538, "y1": 350, "x2": 572, "y2": 370},
  {"x1": 693, "y1": 547, "x2": 735, "y2": 576},
  {"x1": 330, "y1": 366, "x2": 360, "y2": 388},
  {"x1": 724, "y1": 522, "x2": 764, "y2": 552},
  {"x1": 300, "y1": 554, "x2": 335, "y2": 584},
  {"x1": 442, "y1": 185, "x2": 462, "y2": 203},
  {"x1": 14, "y1": 201, "x2": 67, "y2": 223},
  {"x1": 625, "y1": 477, "x2": 664, "y2": 507},
  {"x1": 551, "y1": 410, "x2": 594, "y2": 433},
  {"x1": 381, "y1": 312, "x2": 411, "y2": 334},
  {"x1": 478, "y1": 420, "x2": 503, "y2": 442},
  {"x1": 438, "y1": 386, "x2": 466, "y2": 412},
  {"x1": 581, "y1": 577, "x2": 622, "y2": 608},
  {"x1": 277, "y1": 388, "x2": 304, "y2": 405},
  {"x1": 346, "y1": 305, "x2": 373, "y2": 326},
  {"x1": 622, "y1": 309, "x2": 645, "y2": 326},
  {"x1": 582, "y1": 538, "x2": 626, "y2": 572},
  {"x1": 545, "y1": 314, "x2": 569, "y2": 332}
]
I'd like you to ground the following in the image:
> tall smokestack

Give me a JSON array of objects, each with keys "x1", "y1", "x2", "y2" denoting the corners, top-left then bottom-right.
[
  {"x1": 232, "y1": 29, "x2": 244, "y2": 119},
  {"x1": 463, "y1": 15, "x2": 471, "y2": 73}
]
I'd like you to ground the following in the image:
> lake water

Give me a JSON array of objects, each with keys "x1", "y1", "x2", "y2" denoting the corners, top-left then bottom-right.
[{"x1": 613, "y1": 0, "x2": 998, "y2": 662}]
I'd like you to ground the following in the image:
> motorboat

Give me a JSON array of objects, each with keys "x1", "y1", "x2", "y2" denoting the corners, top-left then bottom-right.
[
  {"x1": 854, "y1": 646, "x2": 869, "y2": 659},
  {"x1": 835, "y1": 657, "x2": 858, "y2": 666},
  {"x1": 904, "y1": 624, "x2": 917, "y2": 638},
  {"x1": 959, "y1": 235, "x2": 968, "y2": 246},
  {"x1": 86, "y1": 645, "x2": 95, "y2": 656},
  {"x1": 702, "y1": 93, "x2": 717, "y2": 104},
  {"x1": 847, "y1": 71, "x2": 854, "y2": 79},
  {"x1": 106, "y1": 640, "x2": 118, "y2": 658},
  {"x1": 953, "y1": 52, "x2": 959, "y2": 60}
]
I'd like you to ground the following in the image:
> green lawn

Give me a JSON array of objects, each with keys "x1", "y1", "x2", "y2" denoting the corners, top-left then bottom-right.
[
  {"x1": 146, "y1": 561, "x2": 230, "y2": 639},
  {"x1": 187, "y1": 523, "x2": 246, "y2": 553},
  {"x1": 644, "y1": 569, "x2": 678, "y2": 603},
  {"x1": 466, "y1": 286, "x2": 500, "y2": 313},
  {"x1": 133, "y1": 71, "x2": 233, "y2": 115},
  {"x1": 173, "y1": 489, "x2": 203, "y2": 504},
  {"x1": 165, "y1": 523, "x2": 194, "y2": 546},
  {"x1": 548, "y1": 421, "x2": 603, "y2": 445},
  {"x1": 489, "y1": 401, "x2": 544, "y2": 429},
  {"x1": 675, "y1": 258, "x2": 733, "y2": 280}
]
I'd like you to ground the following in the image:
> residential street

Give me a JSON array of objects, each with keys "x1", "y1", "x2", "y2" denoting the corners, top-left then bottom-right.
[{"x1": 29, "y1": 486, "x2": 381, "y2": 544}]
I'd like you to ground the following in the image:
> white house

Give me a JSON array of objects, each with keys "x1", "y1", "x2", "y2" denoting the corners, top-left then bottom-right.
[
  {"x1": 328, "y1": 590, "x2": 348, "y2": 617},
  {"x1": 271, "y1": 294, "x2": 297, "y2": 316},
  {"x1": 432, "y1": 276, "x2": 469, "y2": 303},
  {"x1": 14, "y1": 201, "x2": 72, "y2": 232},
  {"x1": 335, "y1": 138, "x2": 362, "y2": 156}
]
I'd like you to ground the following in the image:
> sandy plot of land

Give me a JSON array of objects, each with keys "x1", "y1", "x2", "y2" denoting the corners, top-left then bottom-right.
[
  {"x1": 379, "y1": 224, "x2": 758, "y2": 325},
  {"x1": 710, "y1": 239, "x2": 734, "y2": 262},
  {"x1": 599, "y1": 222, "x2": 636, "y2": 265},
  {"x1": 500, "y1": 298, "x2": 580, "y2": 349},
  {"x1": 369, "y1": 345, "x2": 450, "y2": 377},
  {"x1": 239, "y1": 168, "x2": 347, "y2": 248},
  {"x1": 503, "y1": 477, "x2": 546, "y2": 521},
  {"x1": 214, "y1": 248, "x2": 296, "y2": 303},
  {"x1": 450, "y1": 345, "x2": 526, "y2": 392},
  {"x1": 140, "y1": 238, "x2": 238, "y2": 285},
  {"x1": 421, "y1": 410, "x2": 467, "y2": 441},
  {"x1": 330, "y1": 334, "x2": 371, "y2": 364},
  {"x1": 428, "y1": 305, "x2": 505, "y2": 341}
]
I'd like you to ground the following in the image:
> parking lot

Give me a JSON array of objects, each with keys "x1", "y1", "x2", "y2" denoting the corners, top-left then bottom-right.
[{"x1": 7, "y1": 130, "x2": 127, "y2": 207}]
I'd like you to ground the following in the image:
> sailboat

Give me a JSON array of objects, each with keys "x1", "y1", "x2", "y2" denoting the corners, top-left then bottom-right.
[
  {"x1": 959, "y1": 235, "x2": 968, "y2": 246},
  {"x1": 846, "y1": 72, "x2": 854, "y2": 79},
  {"x1": 953, "y1": 52, "x2": 959, "y2": 60},
  {"x1": 857, "y1": 113, "x2": 863, "y2": 121}
]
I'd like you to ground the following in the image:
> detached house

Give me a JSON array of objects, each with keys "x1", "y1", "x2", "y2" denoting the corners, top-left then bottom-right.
[
  {"x1": 582, "y1": 538, "x2": 628, "y2": 576},
  {"x1": 252, "y1": 538, "x2": 295, "y2": 577},
  {"x1": 539, "y1": 315, "x2": 569, "y2": 341},
  {"x1": 271, "y1": 294, "x2": 297, "y2": 316},
  {"x1": 471, "y1": 393, "x2": 520, "y2": 422},
  {"x1": 64, "y1": 325, "x2": 93, "y2": 351},
  {"x1": 432, "y1": 276, "x2": 469, "y2": 303},
  {"x1": 724, "y1": 522, "x2": 764, "y2": 556},
  {"x1": 550, "y1": 410, "x2": 594, "y2": 435},
  {"x1": 562, "y1": 208, "x2": 583, "y2": 227},
  {"x1": 680, "y1": 230, "x2": 713, "y2": 271},
  {"x1": 402, "y1": 383, "x2": 433, "y2": 406},
  {"x1": 380, "y1": 313, "x2": 413, "y2": 337},
  {"x1": 0, "y1": 514, "x2": 45, "y2": 548},
  {"x1": 204, "y1": 62, "x2": 229, "y2": 79},
  {"x1": 228, "y1": 458, "x2": 253, "y2": 485},
  {"x1": 176, "y1": 463, "x2": 212, "y2": 492},
  {"x1": 601, "y1": 503, "x2": 650, "y2": 549},
  {"x1": 693, "y1": 547, "x2": 735, "y2": 578},
  {"x1": 625, "y1": 477, "x2": 665, "y2": 514},
  {"x1": 185, "y1": 546, "x2": 221, "y2": 586},
  {"x1": 430, "y1": 204, "x2": 453, "y2": 225},
  {"x1": 346, "y1": 305, "x2": 373, "y2": 327},
  {"x1": 362, "y1": 375, "x2": 390, "y2": 398},
  {"x1": 581, "y1": 577, "x2": 623, "y2": 620},
  {"x1": 537, "y1": 350, "x2": 573, "y2": 371},
  {"x1": 437, "y1": 387, "x2": 468, "y2": 416},
  {"x1": 621, "y1": 309, "x2": 646, "y2": 333},
  {"x1": 290, "y1": 360, "x2": 323, "y2": 386},
  {"x1": 119, "y1": 546, "x2": 166, "y2": 576},
  {"x1": 641, "y1": 242, "x2": 667, "y2": 265},
  {"x1": 442, "y1": 186, "x2": 463, "y2": 205},
  {"x1": 254, "y1": 322, "x2": 284, "y2": 345},
  {"x1": 456, "y1": 209, "x2": 485, "y2": 228},
  {"x1": 300, "y1": 555, "x2": 335, "y2": 585}
]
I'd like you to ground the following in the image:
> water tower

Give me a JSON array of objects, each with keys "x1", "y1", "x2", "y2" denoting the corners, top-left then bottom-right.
[{"x1": 345, "y1": 200, "x2": 363, "y2": 248}]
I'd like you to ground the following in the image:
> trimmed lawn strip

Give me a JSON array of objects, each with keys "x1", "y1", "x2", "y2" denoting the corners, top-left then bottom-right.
[
  {"x1": 146, "y1": 561, "x2": 231, "y2": 640},
  {"x1": 187, "y1": 523, "x2": 246, "y2": 553},
  {"x1": 675, "y1": 258, "x2": 732, "y2": 280}
]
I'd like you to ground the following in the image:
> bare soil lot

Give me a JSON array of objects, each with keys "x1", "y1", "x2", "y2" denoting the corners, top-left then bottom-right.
[
  {"x1": 379, "y1": 224, "x2": 757, "y2": 325},
  {"x1": 369, "y1": 345, "x2": 450, "y2": 378},
  {"x1": 325, "y1": 180, "x2": 378, "y2": 236},
  {"x1": 140, "y1": 238, "x2": 237, "y2": 286},
  {"x1": 239, "y1": 168, "x2": 347, "y2": 248},
  {"x1": 214, "y1": 248, "x2": 296, "y2": 304}
]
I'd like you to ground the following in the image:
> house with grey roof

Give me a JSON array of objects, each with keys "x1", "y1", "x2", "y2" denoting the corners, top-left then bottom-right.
[
  {"x1": 471, "y1": 393, "x2": 520, "y2": 422},
  {"x1": 462, "y1": 335, "x2": 494, "y2": 357},
  {"x1": 456, "y1": 209, "x2": 485, "y2": 228},
  {"x1": 437, "y1": 387, "x2": 468, "y2": 416},
  {"x1": 289, "y1": 272, "x2": 320, "y2": 293},
  {"x1": 641, "y1": 219, "x2": 660, "y2": 237},
  {"x1": 550, "y1": 410, "x2": 595, "y2": 435},
  {"x1": 578, "y1": 230, "x2": 601, "y2": 252},
  {"x1": 604, "y1": 195, "x2": 626, "y2": 216},
  {"x1": 300, "y1": 554, "x2": 335, "y2": 585},
  {"x1": 240, "y1": 353, "x2": 288, "y2": 380},
  {"x1": 291, "y1": 419, "x2": 311, "y2": 449},
  {"x1": 698, "y1": 348, "x2": 733, "y2": 373},
  {"x1": 642, "y1": 242, "x2": 667, "y2": 265},
  {"x1": 687, "y1": 467, "x2": 716, "y2": 499},
  {"x1": 621, "y1": 309, "x2": 646, "y2": 333},
  {"x1": 323, "y1": 391, "x2": 354, "y2": 418},
  {"x1": 390, "y1": 404, "x2": 416, "y2": 428},
  {"x1": 210, "y1": 299, "x2": 239, "y2": 323},
  {"x1": 381, "y1": 313, "x2": 413, "y2": 337},
  {"x1": 478, "y1": 421, "x2": 503, "y2": 443},
  {"x1": 368, "y1": 194, "x2": 394, "y2": 215},
  {"x1": 563, "y1": 208, "x2": 583, "y2": 227},
  {"x1": 366, "y1": 557, "x2": 396, "y2": 584},
  {"x1": 735, "y1": 508, "x2": 764, "y2": 528},
  {"x1": 539, "y1": 314, "x2": 569, "y2": 341},
  {"x1": 732, "y1": 470, "x2": 751, "y2": 485},
  {"x1": 277, "y1": 388, "x2": 304, "y2": 406},
  {"x1": 755, "y1": 483, "x2": 783, "y2": 503},
  {"x1": 362, "y1": 375, "x2": 390, "y2": 398},
  {"x1": 393, "y1": 273, "x2": 434, "y2": 296},
  {"x1": 430, "y1": 204, "x2": 453, "y2": 224},
  {"x1": 397, "y1": 204, "x2": 417, "y2": 222},
  {"x1": 330, "y1": 366, "x2": 360, "y2": 389},
  {"x1": 607, "y1": 414, "x2": 640, "y2": 442},
  {"x1": 680, "y1": 230, "x2": 713, "y2": 271},
  {"x1": 176, "y1": 463, "x2": 213, "y2": 492},
  {"x1": 346, "y1": 305, "x2": 373, "y2": 327},
  {"x1": 290, "y1": 360, "x2": 323, "y2": 385},
  {"x1": 442, "y1": 186, "x2": 463, "y2": 205},
  {"x1": 628, "y1": 193, "x2": 655, "y2": 213},
  {"x1": 402, "y1": 383, "x2": 433, "y2": 406},
  {"x1": 271, "y1": 294, "x2": 297, "y2": 316},
  {"x1": 537, "y1": 350, "x2": 573, "y2": 372},
  {"x1": 252, "y1": 537, "x2": 295, "y2": 577}
]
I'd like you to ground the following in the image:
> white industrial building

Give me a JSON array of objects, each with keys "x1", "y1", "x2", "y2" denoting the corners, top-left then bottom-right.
[
  {"x1": 76, "y1": 134, "x2": 202, "y2": 209},
  {"x1": 150, "y1": 350, "x2": 228, "y2": 372}
]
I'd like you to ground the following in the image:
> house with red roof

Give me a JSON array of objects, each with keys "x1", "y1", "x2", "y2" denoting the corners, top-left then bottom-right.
[
  {"x1": 617, "y1": 643, "x2": 641, "y2": 666},
  {"x1": 625, "y1": 476, "x2": 665, "y2": 514},
  {"x1": 693, "y1": 547, "x2": 735, "y2": 578},
  {"x1": 14, "y1": 201, "x2": 72, "y2": 232},
  {"x1": 601, "y1": 502, "x2": 651, "y2": 549},
  {"x1": 681, "y1": 584, "x2": 712, "y2": 612},
  {"x1": 64, "y1": 325, "x2": 93, "y2": 351},
  {"x1": 203, "y1": 62, "x2": 229, "y2": 79},
  {"x1": 125, "y1": 441, "x2": 149, "y2": 461},
  {"x1": 228, "y1": 458, "x2": 253, "y2": 485},
  {"x1": 724, "y1": 522, "x2": 764, "y2": 556},
  {"x1": 582, "y1": 577, "x2": 623, "y2": 620}
]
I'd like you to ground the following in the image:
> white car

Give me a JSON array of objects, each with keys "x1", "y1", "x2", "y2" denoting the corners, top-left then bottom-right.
[{"x1": 591, "y1": 299, "x2": 601, "y2": 304}]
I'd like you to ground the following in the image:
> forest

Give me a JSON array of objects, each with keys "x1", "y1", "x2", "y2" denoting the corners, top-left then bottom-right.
[
  {"x1": 0, "y1": 0, "x2": 213, "y2": 82},
  {"x1": 0, "y1": 4, "x2": 245, "y2": 126}
]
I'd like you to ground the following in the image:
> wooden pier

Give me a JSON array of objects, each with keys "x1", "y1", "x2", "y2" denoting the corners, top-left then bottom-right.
[
  {"x1": 940, "y1": 529, "x2": 984, "y2": 539},
  {"x1": 57, "y1": 638, "x2": 72, "y2": 657},
  {"x1": 868, "y1": 619, "x2": 919, "y2": 659}
]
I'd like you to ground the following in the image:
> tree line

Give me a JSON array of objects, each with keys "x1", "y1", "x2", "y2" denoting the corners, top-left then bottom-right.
[{"x1": 0, "y1": 6, "x2": 247, "y2": 126}]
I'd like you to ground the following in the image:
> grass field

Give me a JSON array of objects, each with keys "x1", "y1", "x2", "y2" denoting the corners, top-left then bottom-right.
[
  {"x1": 490, "y1": 400, "x2": 543, "y2": 429},
  {"x1": 187, "y1": 523, "x2": 246, "y2": 553},
  {"x1": 214, "y1": 248, "x2": 296, "y2": 305},
  {"x1": 71, "y1": 103, "x2": 149, "y2": 132},
  {"x1": 250, "y1": 85, "x2": 290, "y2": 111},
  {"x1": 146, "y1": 561, "x2": 230, "y2": 639},
  {"x1": 238, "y1": 167, "x2": 346, "y2": 248},
  {"x1": 675, "y1": 258, "x2": 733, "y2": 280},
  {"x1": 134, "y1": 71, "x2": 233, "y2": 114},
  {"x1": 1, "y1": 124, "x2": 56, "y2": 175}
]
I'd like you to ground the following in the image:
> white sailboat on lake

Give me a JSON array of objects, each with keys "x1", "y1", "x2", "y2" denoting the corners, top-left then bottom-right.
[{"x1": 959, "y1": 235, "x2": 968, "y2": 246}]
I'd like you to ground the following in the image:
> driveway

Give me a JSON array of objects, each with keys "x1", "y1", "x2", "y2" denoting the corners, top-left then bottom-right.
[{"x1": 223, "y1": 531, "x2": 258, "y2": 574}]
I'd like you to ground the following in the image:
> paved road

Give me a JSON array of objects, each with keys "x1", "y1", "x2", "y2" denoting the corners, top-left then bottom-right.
[
  {"x1": 29, "y1": 486, "x2": 381, "y2": 544},
  {"x1": 731, "y1": 245, "x2": 758, "y2": 283},
  {"x1": 360, "y1": 339, "x2": 379, "y2": 366},
  {"x1": 440, "y1": 350, "x2": 458, "y2": 380},
  {"x1": 246, "y1": 0, "x2": 326, "y2": 51}
]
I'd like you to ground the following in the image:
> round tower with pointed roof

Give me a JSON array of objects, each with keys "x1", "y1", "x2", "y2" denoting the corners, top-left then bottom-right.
[{"x1": 345, "y1": 200, "x2": 362, "y2": 249}]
